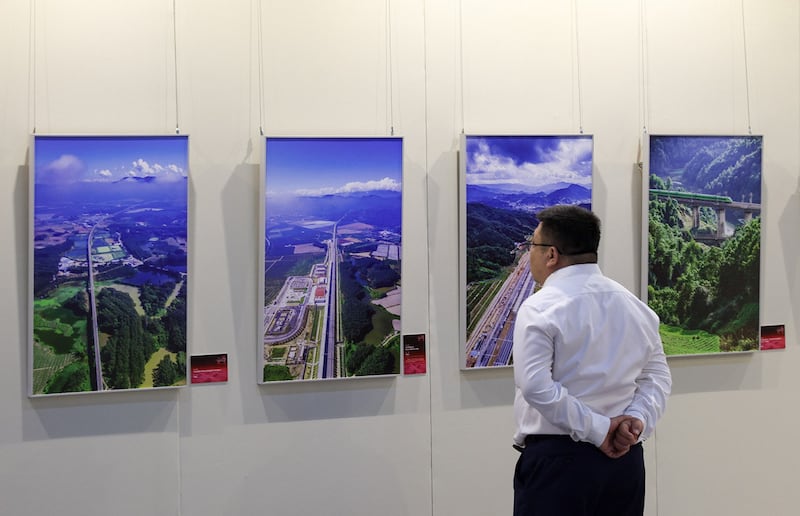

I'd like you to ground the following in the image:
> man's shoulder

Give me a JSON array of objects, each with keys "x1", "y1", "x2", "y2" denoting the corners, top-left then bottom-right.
[
  {"x1": 598, "y1": 278, "x2": 661, "y2": 322},
  {"x1": 521, "y1": 286, "x2": 561, "y2": 312},
  {"x1": 522, "y1": 283, "x2": 575, "y2": 315}
]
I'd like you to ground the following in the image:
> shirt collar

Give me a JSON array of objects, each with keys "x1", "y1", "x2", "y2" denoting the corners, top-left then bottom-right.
[{"x1": 543, "y1": 263, "x2": 601, "y2": 286}]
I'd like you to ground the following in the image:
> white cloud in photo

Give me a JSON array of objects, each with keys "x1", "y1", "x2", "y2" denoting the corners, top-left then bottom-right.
[
  {"x1": 293, "y1": 177, "x2": 401, "y2": 197},
  {"x1": 128, "y1": 158, "x2": 187, "y2": 182},
  {"x1": 467, "y1": 138, "x2": 592, "y2": 189},
  {"x1": 86, "y1": 168, "x2": 114, "y2": 182},
  {"x1": 39, "y1": 154, "x2": 86, "y2": 184}
]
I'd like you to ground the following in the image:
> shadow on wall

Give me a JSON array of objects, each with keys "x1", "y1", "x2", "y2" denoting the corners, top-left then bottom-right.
[
  {"x1": 666, "y1": 353, "x2": 761, "y2": 396},
  {"x1": 15, "y1": 163, "x2": 29, "y2": 409},
  {"x1": 23, "y1": 391, "x2": 180, "y2": 441},
  {"x1": 778, "y1": 179, "x2": 800, "y2": 356},
  {"x1": 254, "y1": 375, "x2": 397, "y2": 423}
]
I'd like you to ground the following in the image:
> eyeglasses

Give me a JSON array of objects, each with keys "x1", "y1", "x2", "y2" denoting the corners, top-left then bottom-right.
[
  {"x1": 518, "y1": 241, "x2": 597, "y2": 256},
  {"x1": 518, "y1": 241, "x2": 563, "y2": 254}
]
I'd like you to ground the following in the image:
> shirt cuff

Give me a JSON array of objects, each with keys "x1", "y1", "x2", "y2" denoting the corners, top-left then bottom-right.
[
  {"x1": 586, "y1": 413, "x2": 610, "y2": 447},
  {"x1": 624, "y1": 410, "x2": 648, "y2": 439}
]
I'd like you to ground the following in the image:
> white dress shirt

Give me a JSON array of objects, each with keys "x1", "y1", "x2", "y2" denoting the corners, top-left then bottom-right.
[{"x1": 513, "y1": 263, "x2": 671, "y2": 447}]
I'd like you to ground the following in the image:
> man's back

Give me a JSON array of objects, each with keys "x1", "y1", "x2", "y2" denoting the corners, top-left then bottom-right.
[
  {"x1": 532, "y1": 264, "x2": 661, "y2": 415},
  {"x1": 513, "y1": 262, "x2": 669, "y2": 445}
]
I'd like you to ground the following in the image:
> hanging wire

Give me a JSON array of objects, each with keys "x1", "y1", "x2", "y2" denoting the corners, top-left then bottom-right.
[
  {"x1": 639, "y1": 0, "x2": 650, "y2": 134},
  {"x1": 458, "y1": 0, "x2": 465, "y2": 134},
  {"x1": 386, "y1": 0, "x2": 395, "y2": 135},
  {"x1": 740, "y1": 0, "x2": 753, "y2": 135},
  {"x1": 29, "y1": 0, "x2": 36, "y2": 133},
  {"x1": 256, "y1": 0, "x2": 265, "y2": 136},
  {"x1": 172, "y1": 0, "x2": 180, "y2": 134},
  {"x1": 572, "y1": 0, "x2": 584, "y2": 134}
]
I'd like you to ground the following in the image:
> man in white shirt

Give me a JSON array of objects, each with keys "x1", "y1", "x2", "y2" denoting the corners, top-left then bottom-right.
[{"x1": 512, "y1": 205, "x2": 671, "y2": 516}]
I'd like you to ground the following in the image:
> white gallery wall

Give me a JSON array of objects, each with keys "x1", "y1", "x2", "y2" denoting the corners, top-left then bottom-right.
[{"x1": 0, "y1": 1, "x2": 798, "y2": 515}]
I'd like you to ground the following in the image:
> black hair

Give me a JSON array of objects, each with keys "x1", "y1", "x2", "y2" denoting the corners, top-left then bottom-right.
[{"x1": 535, "y1": 205, "x2": 600, "y2": 256}]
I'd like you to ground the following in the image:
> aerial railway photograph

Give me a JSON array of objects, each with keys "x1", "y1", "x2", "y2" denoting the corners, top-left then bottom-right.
[
  {"x1": 462, "y1": 135, "x2": 593, "y2": 369},
  {"x1": 646, "y1": 135, "x2": 762, "y2": 355},
  {"x1": 261, "y1": 137, "x2": 402, "y2": 383},
  {"x1": 30, "y1": 135, "x2": 189, "y2": 395}
]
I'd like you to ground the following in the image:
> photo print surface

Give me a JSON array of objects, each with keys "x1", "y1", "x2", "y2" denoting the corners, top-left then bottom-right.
[
  {"x1": 645, "y1": 135, "x2": 762, "y2": 355},
  {"x1": 30, "y1": 135, "x2": 189, "y2": 396},
  {"x1": 261, "y1": 137, "x2": 402, "y2": 383},
  {"x1": 462, "y1": 134, "x2": 593, "y2": 369}
]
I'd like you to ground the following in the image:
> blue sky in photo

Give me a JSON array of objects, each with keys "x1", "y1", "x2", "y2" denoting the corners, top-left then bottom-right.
[
  {"x1": 265, "y1": 137, "x2": 403, "y2": 197},
  {"x1": 34, "y1": 136, "x2": 189, "y2": 185},
  {"x1": 466, "y1": 135, "x2": 592, "y2": 190}
]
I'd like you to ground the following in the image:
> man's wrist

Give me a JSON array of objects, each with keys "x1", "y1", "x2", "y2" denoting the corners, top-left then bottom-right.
[{"x1": 588, "y1": 413, "x2": 611, "y2": 447}]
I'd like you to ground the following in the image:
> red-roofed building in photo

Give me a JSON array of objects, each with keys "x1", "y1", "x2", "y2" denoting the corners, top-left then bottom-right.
[{"x1": 314, "y1": 286, "x2": 327, "y2": 304}]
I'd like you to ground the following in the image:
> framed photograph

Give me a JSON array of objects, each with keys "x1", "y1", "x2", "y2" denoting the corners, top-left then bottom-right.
[
  {"x1": 259, "y1": 137, "x2": 403, "y2": 383},
  {"x1": 460, "y1": 134, "x2": 593, "y2": 369},
  {"x1": 30, "y1": 135, "x2": 189, "y2": 396},
  {"x1": 641, "y1": 134, "x2": 762, "y2": 356}
]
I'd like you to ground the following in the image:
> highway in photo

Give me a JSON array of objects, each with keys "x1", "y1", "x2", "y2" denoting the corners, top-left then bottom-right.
[
  {"x1": 86, "y1": 224, "x2": 104, "y2": 391},
  {"x1": 465, "y1": 253, "x2": 536, "y2": 368},
  {"x1": 321, "y1": 223, "x2": 339, "y2": 379}
]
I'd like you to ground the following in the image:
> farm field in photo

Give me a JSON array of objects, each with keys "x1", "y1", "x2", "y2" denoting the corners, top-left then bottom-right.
[{"x1": 31, "y1": 136, "x2": 188, "y2": 395}]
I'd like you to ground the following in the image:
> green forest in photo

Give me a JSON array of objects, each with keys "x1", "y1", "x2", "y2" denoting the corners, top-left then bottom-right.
[{"x1": 647, "y1": 136, "x2": 761, "y2": 355}]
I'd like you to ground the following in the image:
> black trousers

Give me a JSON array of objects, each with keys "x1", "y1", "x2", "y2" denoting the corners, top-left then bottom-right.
[{"x1": 513, "y1": 436, "x2": 645, "y2": 516}]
